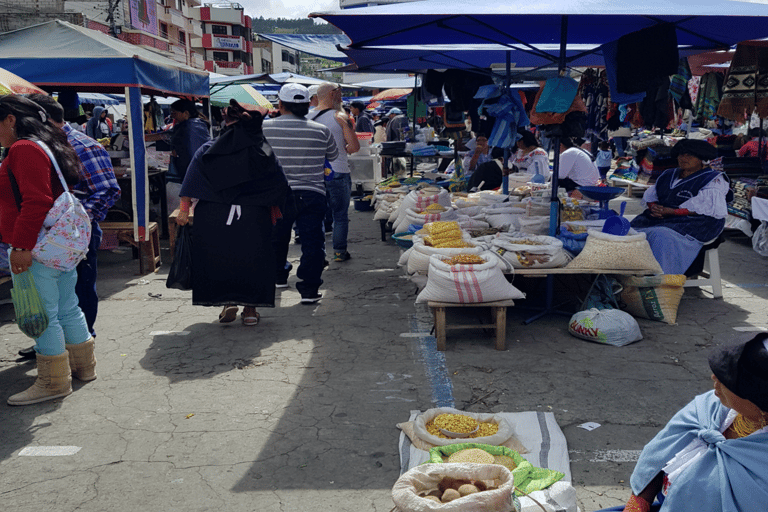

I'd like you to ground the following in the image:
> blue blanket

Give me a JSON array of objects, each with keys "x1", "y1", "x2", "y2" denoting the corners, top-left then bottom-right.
[{"x1": 629, "y1": 391, "x2": 768, "y2": 512}]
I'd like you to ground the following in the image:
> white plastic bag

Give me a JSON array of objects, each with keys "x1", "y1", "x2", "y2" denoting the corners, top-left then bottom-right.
[
  {"x1": 753, "y1": 221, "x2": 768, "y2": 257},
  {"x1": 413, "y1": 407, "x2": 515, "y2": 446},
  {"x1": 392, "y1": 463, "x2": 515, "y2": 512},
  {"x1": 415, "y1": 252, "x2": 526, "y2": 303},
  {"x1": 568, "y1": 308, "x2": 642, "y2": 347}
]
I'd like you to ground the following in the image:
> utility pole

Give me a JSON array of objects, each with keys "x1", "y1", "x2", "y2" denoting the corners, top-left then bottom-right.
[{"x1": 106, "y1": 0, "x2": 121, "y2": 38}]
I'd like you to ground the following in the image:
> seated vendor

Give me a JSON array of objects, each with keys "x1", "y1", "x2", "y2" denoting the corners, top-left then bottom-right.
[
  {"x1": 462, "y1": 134, "x2": 491, "y2": 172},
  {"x1": 512, "y1": 130, "x2": 550, "y2": 180},
  {"x1": 558, "y1": 137, "x2": 600, "y2": 193},
  {"x1": 736, "y1": 128, "x2": 768, "y2": 160},
  {"x1": 467, "y1": 147, "x2": 505, "y2": 191},
  {"x1": 597, "y1": 332, "x2": 768, "y2": 512},
  {"x1": 629, "y1": 139, "x2": 732, "y2": 275}
]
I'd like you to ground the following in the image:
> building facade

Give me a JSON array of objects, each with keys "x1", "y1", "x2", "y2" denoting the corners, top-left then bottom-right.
[{"x1": 191, "y1": 2, "x2": 253, "y2": 75}]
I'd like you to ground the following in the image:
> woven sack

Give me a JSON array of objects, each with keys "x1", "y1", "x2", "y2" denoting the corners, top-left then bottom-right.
[
  {"x1": 392, "y1": 463, "x2": 515, "y2": 512},
  {"x1": 407, "y1": 235, "x2": 480, "y2": 275},
  {"x1": 518, "y1": 216, "x2": 550, "y2": 235},
  {"x1": 618, "y1": 274, "x2": 686, "y2": 324},
  {"x1": 491, "y1": 235, "x2": 571, "y2": 270},
  {"x1": 567, "y1": 230, "x2": 663, "y2": 273},
  {"x1": 415, "y1": 252, "x2": 525, "y2": 303}
]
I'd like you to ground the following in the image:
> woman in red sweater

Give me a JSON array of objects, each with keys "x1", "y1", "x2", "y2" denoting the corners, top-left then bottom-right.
[{"x1": 0, "y1": 95, "x2": 95, "y2": 406}]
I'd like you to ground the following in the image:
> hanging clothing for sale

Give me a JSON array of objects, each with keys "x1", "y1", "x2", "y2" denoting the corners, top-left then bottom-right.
[
  {"x1": 601, "y1": 40, "x2": 647, "y2": 105},
  {"x1": 640, "y1": 78, "x2": 672, "y2": 130},
  {"x1": 717, "y1": 41, "x2": 768, "y2": 122},
  {"x1": 616, "y1": 23, "x2": 679, "y2": 95},
  {"x1": 441, "y1": 70, "x2": 494, "y2": 112},
  {"x1": 484, "y1": 91, "x2": 530, "y2": 149},
  {"x1": 669, "y1": 58, "x2": 693, "y2": 104},
  {"x1": 694, "y1": 72, "x2": 724, "y2": 123},
  {"x1": 579, "y1": 68, "x2": 610, "y2": 139}
]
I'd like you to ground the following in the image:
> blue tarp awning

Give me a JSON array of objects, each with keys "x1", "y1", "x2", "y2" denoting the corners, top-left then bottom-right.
[
  {"x1": 257, "y1": 33, "x2": 351, "y2": 63},
  {"x1": 313, "y1": 0, "x2": 768, "y2": 73}
]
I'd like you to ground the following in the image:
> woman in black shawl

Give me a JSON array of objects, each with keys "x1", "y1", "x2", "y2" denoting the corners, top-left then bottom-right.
[{"x1": 176, "y1": 101, "x2": 289, "y2": 325}]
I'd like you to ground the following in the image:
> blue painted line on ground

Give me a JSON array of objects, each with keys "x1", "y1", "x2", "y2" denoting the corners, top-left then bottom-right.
[
  {"x1": 410, "y1": 315, "x2": 454, "y2": 408},
  {"x1": 733, "y1": 283, "x2": 768, "y2": 288}
]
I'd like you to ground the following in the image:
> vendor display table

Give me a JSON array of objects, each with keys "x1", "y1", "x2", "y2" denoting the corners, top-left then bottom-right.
[{"x1": 99, "y1": 222, "x2": 161, "y2": 274}]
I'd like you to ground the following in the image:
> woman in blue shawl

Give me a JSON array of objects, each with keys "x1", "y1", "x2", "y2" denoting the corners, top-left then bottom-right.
[
  {"x1": 629, "y1": 139, "x2": 732, "y2": 274},
  {"x1": 601, "y1": 332, "x2": 768, "y2": 512}
]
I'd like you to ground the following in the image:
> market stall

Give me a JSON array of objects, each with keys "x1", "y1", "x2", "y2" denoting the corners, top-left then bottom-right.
[{"x1": 0, "y1": 20, "x2": 209, "y2": 243}]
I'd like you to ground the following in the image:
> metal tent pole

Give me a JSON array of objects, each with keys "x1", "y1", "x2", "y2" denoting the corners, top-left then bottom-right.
[{"x1": 502, "y1": 50, "x2": 511, "y2": 194}]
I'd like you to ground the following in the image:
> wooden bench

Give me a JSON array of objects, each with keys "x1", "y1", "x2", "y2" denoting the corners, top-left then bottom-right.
[
  {"x1": 99, "y1": 221, "x2": 161, "y2": 274},
  {"x1": 609, "y1": 177, "x2": 651, "y2": 197},
  {"x1": 428, "y1": 300, "x2": 515, "y2": 351}
]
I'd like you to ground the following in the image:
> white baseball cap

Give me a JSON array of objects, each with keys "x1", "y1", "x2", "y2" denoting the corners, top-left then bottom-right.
[
  {"x1": 278, "y1": 83, "x2": 310, "y2": 103},
  {"x1": 387, "y1": 107, "x2": 403, "y2": 115},
  {"x1": 307, "y1": 84, "x2": 320, "y2": 98}
]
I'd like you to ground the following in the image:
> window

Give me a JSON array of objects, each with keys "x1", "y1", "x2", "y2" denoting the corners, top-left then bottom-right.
[
  {"x1": 178, "y1": 30, "x2": 186, "y2": 45},
  {"x1": 211, "y1": 25, "x2": 227, "y2": 35},
  {"x1": 213, "y1": 51, "x2": 229, "y2": 62},
  {"x1": 159, "y1": 22, "x2": 168, "y2": 39},
  {"x1": 261, "y1": 59, "x2": 271, "y2": 73}
]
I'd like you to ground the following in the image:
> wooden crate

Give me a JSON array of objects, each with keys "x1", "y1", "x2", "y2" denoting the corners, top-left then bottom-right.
[{"x1": 99, "y1": 222, "x2": 161, "y2": 274}]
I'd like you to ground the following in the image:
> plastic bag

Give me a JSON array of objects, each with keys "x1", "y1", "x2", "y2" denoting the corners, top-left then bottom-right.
[
  {"x1": 11, "y1": 270, "x2": 49, "y2": 339},
  {"x1": 166, "y1": 224, "x2": 193, "y2": 290},
  {"x1": 753, "y1": 221, "x2": 768, "y2": 257},
  {"x1": 568, "y1": 308, "x2": 642, "y2": 347},
  {"x1": 392, "y1": 463, "x2": 516, "y2": 512}
]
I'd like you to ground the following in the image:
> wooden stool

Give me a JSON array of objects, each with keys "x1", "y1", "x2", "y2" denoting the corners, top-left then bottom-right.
[
  {"x1": 168, "y1": 209, "x2": 194, "y2": 255},
  {"x1": 99, "y1": 222, "x2": 161, "y2": 274},
  {"x1": 428, "y1": 300, "x2": 515, "y2": 351}
]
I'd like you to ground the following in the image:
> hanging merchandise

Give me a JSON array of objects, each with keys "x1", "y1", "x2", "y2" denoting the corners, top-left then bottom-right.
[
  {"x1": 694, "y1": 72, "x2": 724, "y2": 123},
  {"x1": 483, "y1": 91, "x2": 529, "y2": 149},
  {"x1": 716, "y1": 41, "x2": 768, "y2": 122},
  {"x1": 536, "y1": 76, "x2": 579, "y2": 114},
  {"x1": 579, "y1": 68, "x2": 610, "y2": 139},
  {"x1": 669, "y1": 58, "x2": 693, "y2": 105},
  {"x1": 615, "y1": 23, "x2": 679, "y2": 95},
  {"x1": 601, "y1": 40, "x2": 647, "y2": 105}
]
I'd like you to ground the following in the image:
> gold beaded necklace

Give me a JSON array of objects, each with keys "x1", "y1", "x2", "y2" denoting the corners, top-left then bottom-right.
[{"x1": 730, "y1": 414, "x2": 768, "y2": 438}]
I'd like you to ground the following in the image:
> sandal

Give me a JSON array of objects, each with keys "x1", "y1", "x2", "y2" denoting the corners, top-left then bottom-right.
[
  {"x1": 219, "y1": 306, "x2": 238, "y2": 323},
  {"x1": 242, "y1": 312, "x2": 260, "y2": 326}
]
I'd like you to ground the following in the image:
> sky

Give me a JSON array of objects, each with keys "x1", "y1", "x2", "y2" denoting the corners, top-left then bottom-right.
[{"x1": 239, "y1": 0, "x2": 341, "y2": 20}]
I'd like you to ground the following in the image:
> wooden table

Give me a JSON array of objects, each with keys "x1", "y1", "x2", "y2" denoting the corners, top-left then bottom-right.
[
  {"x1": 609, "y1": 177, "x2": 651, "y2": 197},
  {"x1": 99, "y1": 222, "x2": 161, "y2": 274}
]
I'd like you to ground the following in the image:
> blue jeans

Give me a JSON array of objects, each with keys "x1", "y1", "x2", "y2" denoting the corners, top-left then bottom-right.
[
  {"x1": 75, "y1": 221, "x2": 102, "y2": 336},
  {"x1": 12, "y1": 258, "x2": 91, "y2": 356},
  {"x1": 326, "y1": 173, "x2": 352, "y2": 253},
  {"x1": 614, "y1": 137, "x2": 629, "y2": 157},
  {"x1": 273, "y1": 190, "x2": 327, "y2": 297}
]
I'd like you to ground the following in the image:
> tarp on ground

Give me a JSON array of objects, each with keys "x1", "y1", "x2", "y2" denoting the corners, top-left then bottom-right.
[{"x1": 257, "y1": 33, "x2": 351, "y2": 63}]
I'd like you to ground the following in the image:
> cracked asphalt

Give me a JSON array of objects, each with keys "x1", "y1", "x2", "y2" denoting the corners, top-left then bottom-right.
[{"x1": 1, "y1": 196, "x2": 766, "y2": 512}]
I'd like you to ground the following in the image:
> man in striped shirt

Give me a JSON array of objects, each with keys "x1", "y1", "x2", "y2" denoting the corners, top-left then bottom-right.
[{"x1": 264, "y1": 84, "x2": 339, "y2": 304}]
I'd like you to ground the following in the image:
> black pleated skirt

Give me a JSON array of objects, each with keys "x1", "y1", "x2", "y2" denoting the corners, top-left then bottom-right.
[{"x1": 191, "y1": 200, "x2": 276, "y2": 307}]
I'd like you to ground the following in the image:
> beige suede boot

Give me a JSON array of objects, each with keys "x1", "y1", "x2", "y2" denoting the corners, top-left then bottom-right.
[
  {"x1": 66, "y1": 338, "x2": 97, "y2": 381},
  {"x1": 7, "y1": 352, "x2": 72, "y2": 406}
]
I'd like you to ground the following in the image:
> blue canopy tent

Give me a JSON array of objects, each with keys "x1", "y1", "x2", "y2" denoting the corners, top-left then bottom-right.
[
  {"x1": 0, "y1": 20, "x2": 209, "y2": 242},
  {"x1": 313, "y1": 0, "x2": 768, "y2": 321}
]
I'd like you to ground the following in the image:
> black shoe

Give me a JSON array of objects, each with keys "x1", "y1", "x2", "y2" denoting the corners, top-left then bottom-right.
[
  {"x1": 322, "y1": 259, "x2": 329, "y2": 268},
  {"x1": 18, "y1": 346, "x2": 35, "y2": 360},
  {"x1": 300, "y1": 293, "x2": 322, "y2": 304}
]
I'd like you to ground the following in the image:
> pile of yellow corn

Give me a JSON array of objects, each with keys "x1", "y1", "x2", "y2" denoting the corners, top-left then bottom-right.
[
  {"x1": 425, "y1": 413, "x2": 499, "y2": 439},
  {"x1": 425, "y1": 203, "x2": 448, "y2": 212},
  {"x1": 421, "y1": 221, "x2": 473, "y2": 248},
  {"x1": 444, "y1": 254, "x2": 486, "y2": 265}
]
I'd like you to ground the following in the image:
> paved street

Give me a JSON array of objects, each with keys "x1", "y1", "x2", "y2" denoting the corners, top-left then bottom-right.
[{"x1": 2, "y1": 197, "x2": 766, "y2": 512}]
